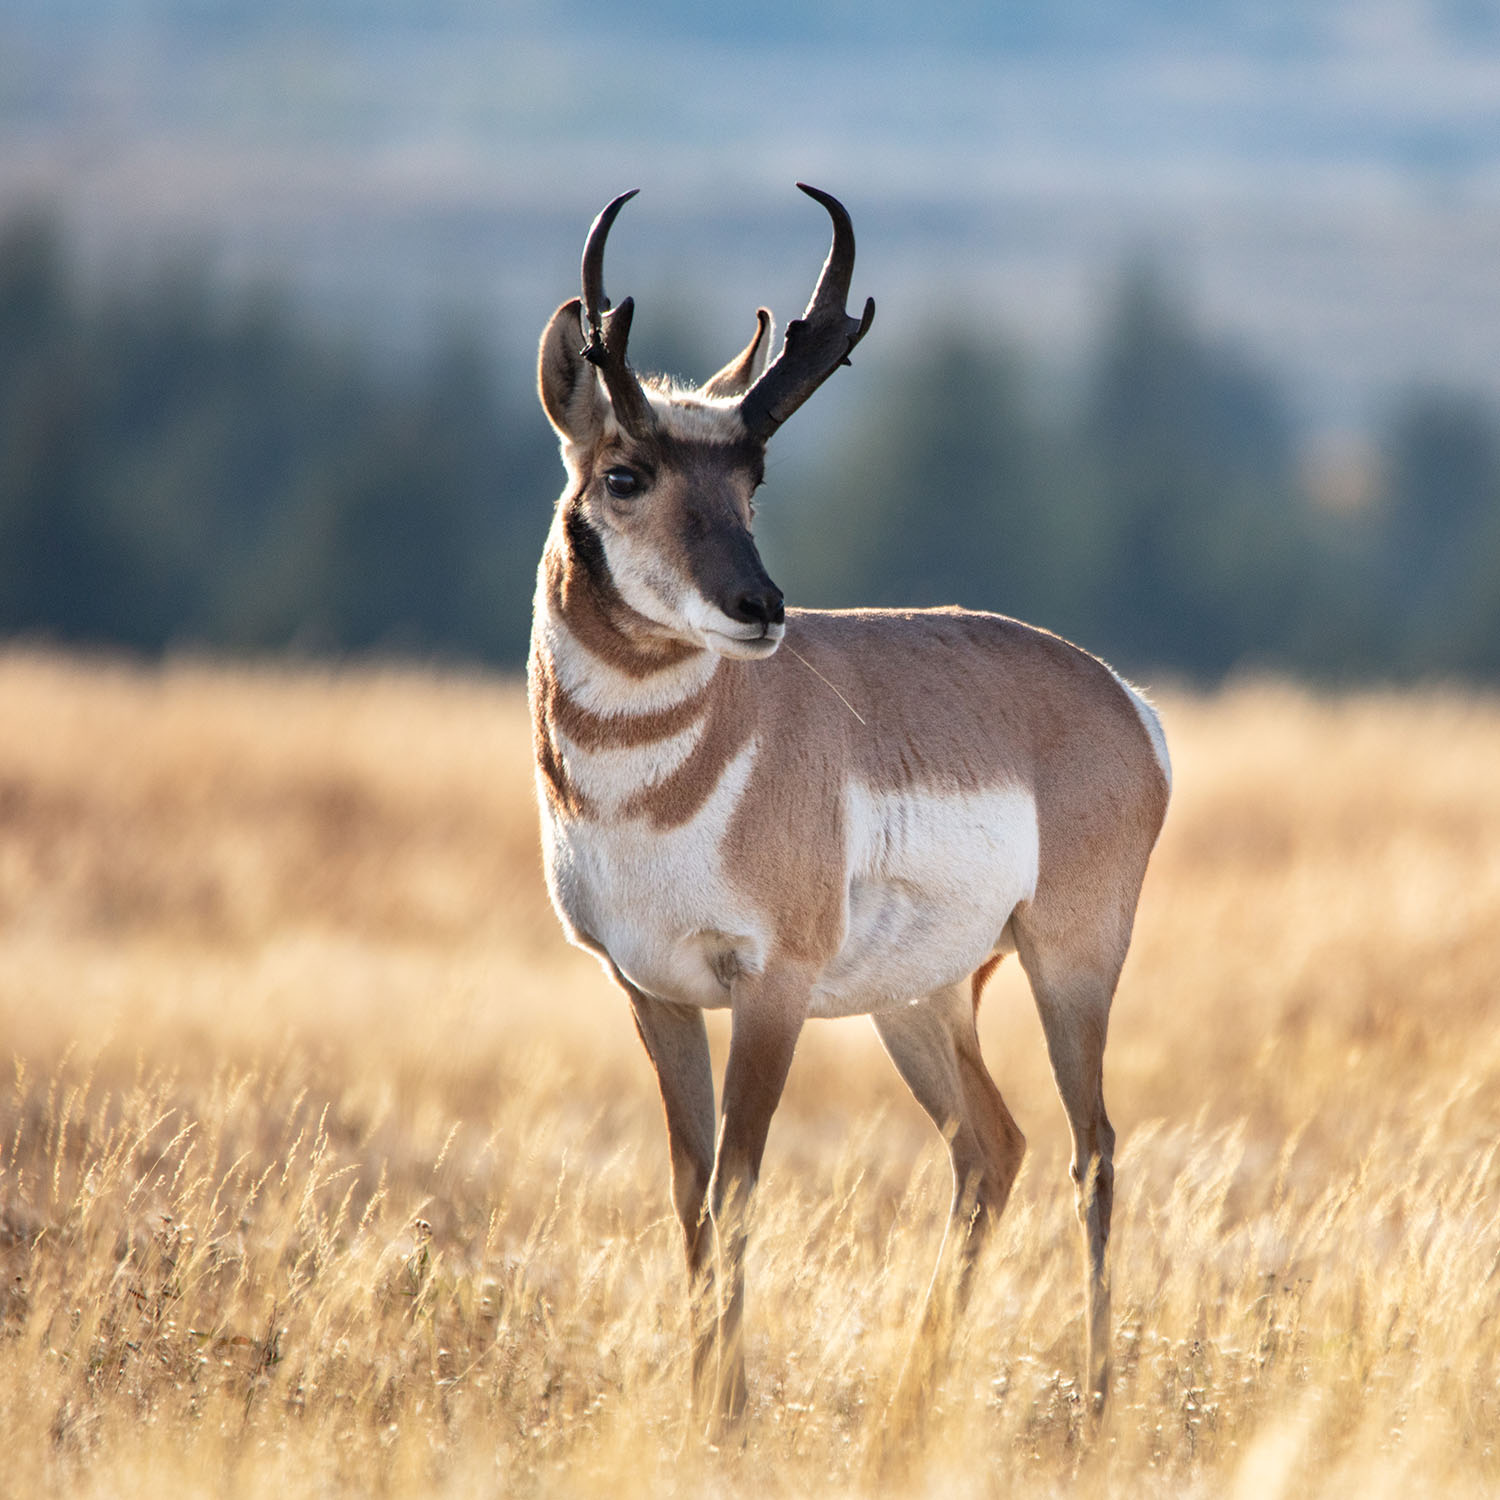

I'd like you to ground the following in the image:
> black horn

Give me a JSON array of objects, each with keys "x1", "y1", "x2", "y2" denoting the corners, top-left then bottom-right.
[
  {"x1": 738, "y1": 184, "x2": 876, "y2": 442},
  {"x1": 579, "y1": 189, "x2": 656, "y2": 439}
]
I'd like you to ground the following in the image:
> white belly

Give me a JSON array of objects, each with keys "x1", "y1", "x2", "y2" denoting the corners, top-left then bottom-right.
[
  {"x1": 809, "y1": 781, "x2": 1039, "y2": 1016},
  {"x1": 543, "y1": 739, "x2": 1039, "y2": 1017}
]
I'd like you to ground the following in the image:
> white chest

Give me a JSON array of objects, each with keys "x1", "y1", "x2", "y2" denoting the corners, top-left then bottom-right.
[{"x1": 539, "y1": 740, "x2": 766, "y2": 1008}]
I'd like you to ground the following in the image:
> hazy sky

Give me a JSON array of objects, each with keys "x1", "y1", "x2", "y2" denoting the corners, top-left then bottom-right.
[{"x1": 3, "y1": 0, "x2": 1499, "y2": 430}]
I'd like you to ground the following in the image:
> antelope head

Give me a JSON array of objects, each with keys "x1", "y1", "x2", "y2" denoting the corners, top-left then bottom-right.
[{"x1": 537, "y1": 184, "x2": 875, "y2": 661}]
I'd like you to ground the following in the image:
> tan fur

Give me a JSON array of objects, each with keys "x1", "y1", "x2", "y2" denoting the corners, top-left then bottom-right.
[
  {"x1": 535, "y1": 585, "x2": 1167, "y2": 956},
  {"x1": 530, "y1": 207, "x2": 1170, "y2": 1432}
]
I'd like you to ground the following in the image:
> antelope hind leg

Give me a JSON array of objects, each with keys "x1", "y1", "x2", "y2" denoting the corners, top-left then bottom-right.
[
  {"x1": 1013, "y1": 928, "x2": 1121, "y2": 1419},
  {"x1": 872, "y1": 980, "x2": 1025, "y2": 1409}
]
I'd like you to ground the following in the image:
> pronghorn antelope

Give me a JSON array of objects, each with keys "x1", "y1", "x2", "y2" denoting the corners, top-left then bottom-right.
[{"x1": 529, "y1": 184, "x2": 1171, "y2": 1430}]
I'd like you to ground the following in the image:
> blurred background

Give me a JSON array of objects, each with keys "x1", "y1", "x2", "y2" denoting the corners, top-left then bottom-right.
[{"x1": 2, "y1": 0, "x2": 1499, "y2": 683}]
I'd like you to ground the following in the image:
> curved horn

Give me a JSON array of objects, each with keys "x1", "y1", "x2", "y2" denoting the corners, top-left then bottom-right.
[
  {"x1": 738, "y1": 184, "x2": 876, "y2": 442},
  {"x1": 579, "y1": 189, "x2": 656, "y2": 439}
]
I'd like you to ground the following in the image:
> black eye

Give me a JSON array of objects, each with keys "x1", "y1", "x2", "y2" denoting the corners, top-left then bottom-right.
[{"x1": 603, "y1": 466, "x2": 640, "y2": 499}]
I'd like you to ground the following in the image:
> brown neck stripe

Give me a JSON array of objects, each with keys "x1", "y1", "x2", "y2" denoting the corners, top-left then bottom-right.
[
  {"x1": 547, "y1": 507, "x2": 697, "y2": 679},
  {"x1": 538, "y1": 651, "x2": 717, "y2": 750}
]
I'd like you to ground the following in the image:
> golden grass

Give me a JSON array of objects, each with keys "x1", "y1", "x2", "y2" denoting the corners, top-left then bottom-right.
[{"x1": 0, "y1": 649, "x2": 1496, "y2": 1497}]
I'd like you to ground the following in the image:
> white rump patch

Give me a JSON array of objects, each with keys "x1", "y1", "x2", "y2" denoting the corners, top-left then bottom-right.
[{"x1": 1110, "y1": 671, "x2": 1173, "y2": 794}]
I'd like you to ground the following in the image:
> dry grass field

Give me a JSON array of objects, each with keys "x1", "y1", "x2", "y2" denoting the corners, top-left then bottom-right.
[{"x1": 0, "y1": 648, "x2": 1496, "y2": 1497}]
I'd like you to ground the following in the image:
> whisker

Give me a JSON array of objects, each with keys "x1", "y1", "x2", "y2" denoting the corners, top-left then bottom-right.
[{"x1": 784, "y1": 644, "x2": 867, "y2": 725}]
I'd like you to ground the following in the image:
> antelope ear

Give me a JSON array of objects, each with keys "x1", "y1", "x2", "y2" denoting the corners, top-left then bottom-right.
[
  {"x1": 538, "y1": 298, "x2": 605, "y2": 443},
  {"x1": 701, "y1": 308, "x2": 774, "y2": 399}
]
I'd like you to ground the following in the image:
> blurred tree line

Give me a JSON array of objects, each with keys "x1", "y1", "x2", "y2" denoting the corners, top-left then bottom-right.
[
  {"x1": 3, "y1": 208, "x2": 1498, "y2": 682},
  {"x1": 0, "y1": 211, "x2": 553, "y2": 661}
]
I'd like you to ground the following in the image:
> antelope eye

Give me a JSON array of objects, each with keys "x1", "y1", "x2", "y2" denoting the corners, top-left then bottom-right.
[{"x1": 603, "y1": 466, "x2": 641, "y2": 499}]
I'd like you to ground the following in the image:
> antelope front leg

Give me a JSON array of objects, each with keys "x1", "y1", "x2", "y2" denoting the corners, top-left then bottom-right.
[
  {"x1": 708, "y1": 967, "x2": 808, "y2": 1432},
  {"x1": 621, "y1": 979, "x2": 720, "y2": 1421}
]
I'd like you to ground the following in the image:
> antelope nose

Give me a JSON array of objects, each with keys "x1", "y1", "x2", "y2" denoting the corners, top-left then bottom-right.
[{"x1": 730, "y1": 585, "x2": 785, "y2": 629}]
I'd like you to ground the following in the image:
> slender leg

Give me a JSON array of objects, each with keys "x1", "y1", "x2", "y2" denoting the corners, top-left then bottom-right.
[
  {"x1": 1012, "y1": 931, "x2": 1121, "y2": 1417},
  {"x1": 708, "y1": 969, "x2": 808, "y2": 1431},
  {"x1": 874, "y1": 983, "x2": 1026, "y2": 1323},
  {"x1": 873, "y1": 981, "x2": 1025, "y2": 1428},
  {"x1": 620, "y1": 975, "x2": 720, "y2": 1420}
]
